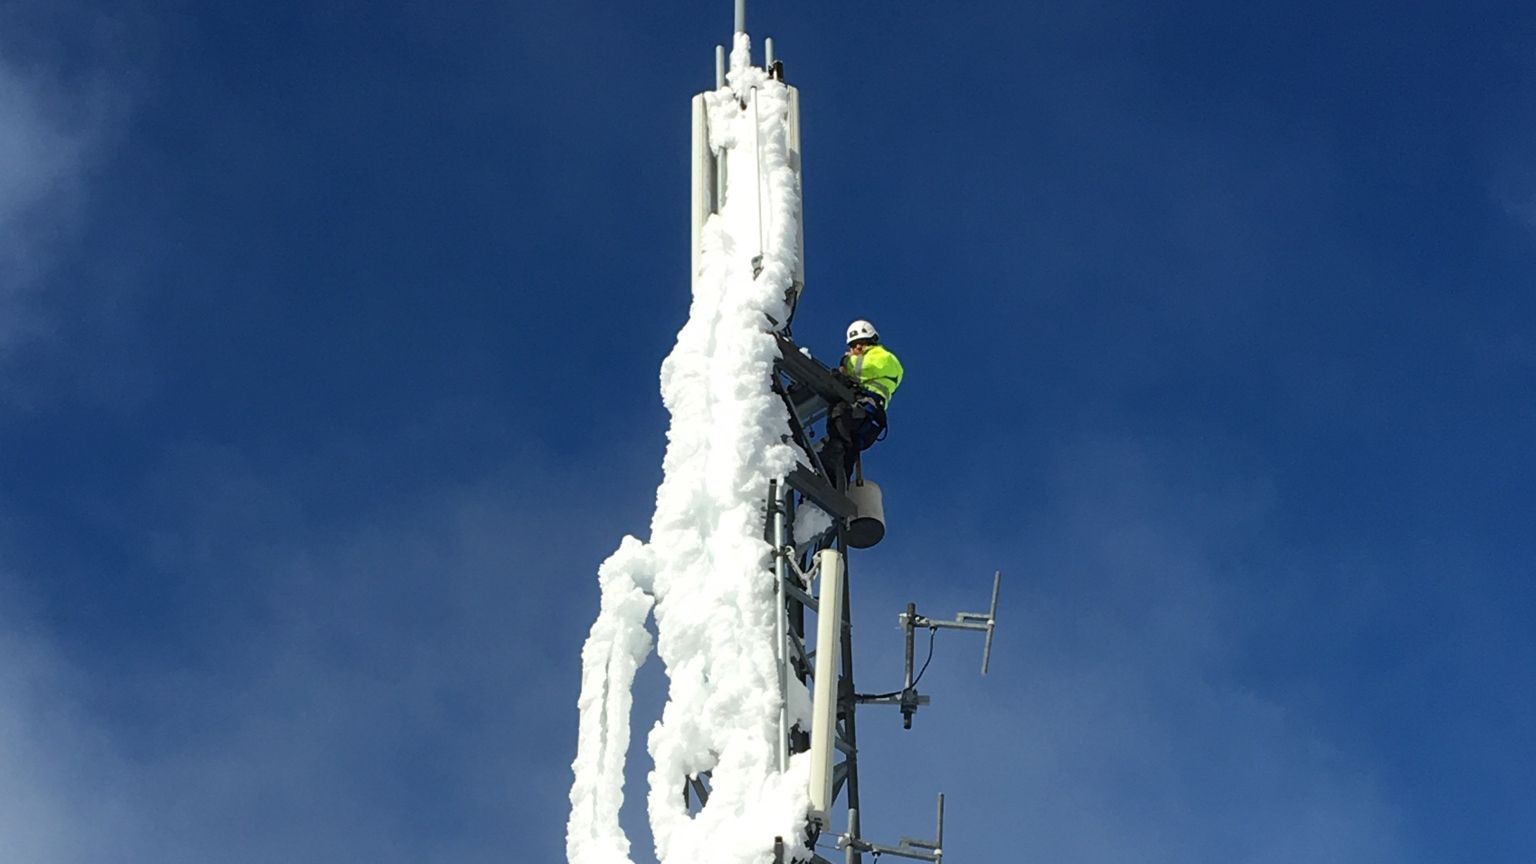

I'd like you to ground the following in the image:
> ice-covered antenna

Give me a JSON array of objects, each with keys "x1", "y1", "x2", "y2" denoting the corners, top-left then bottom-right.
[
  {"x1": 715, "y1": 5, "x2": 991, "y2": 857},
  {"x1": 858, "y1": 571, "x2": 1004, "y2": 729},
  {"x1": 716, "y1": 0, "x2": 785, "y2": 85}
]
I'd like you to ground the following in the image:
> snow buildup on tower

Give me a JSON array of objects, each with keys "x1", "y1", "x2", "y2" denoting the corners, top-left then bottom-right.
[{"x1": 568, "y1": 34, "x2": 814, "y2": 864}]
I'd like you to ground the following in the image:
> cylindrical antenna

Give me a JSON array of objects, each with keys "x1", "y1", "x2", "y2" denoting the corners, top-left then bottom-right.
[
  {"x1": 715, "y1": 45, "x2": 725, "y2": 89},
  {"x1": 936, "y1": 793, "x2": 946, "y2": 850},
  {"x1": 765, "y1": 37, "x2": 775, "y2": 68},
  {"x1": 902, "y1": 602, "x2": 917, "y2": 691},
  {"x1": 735, "y1": 0, "x2": 746, "y2": 33},
  {"x1": 771, "y1": 480, "x2": 790, "y2": 774},
  {"x1": 981, "y1": 569, "x2": 1001, "y2": 675},
  {"x1": 751, "y1": 87, "x2": 766, "y2": 264}
]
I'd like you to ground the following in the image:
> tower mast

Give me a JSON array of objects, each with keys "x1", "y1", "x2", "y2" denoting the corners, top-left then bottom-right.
[{"x1": 685, "y1": 4, "x2": 1003, "y2": 861}]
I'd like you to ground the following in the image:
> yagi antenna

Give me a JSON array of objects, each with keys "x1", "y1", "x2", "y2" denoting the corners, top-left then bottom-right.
[
  {"x1": 858, "y1": 571, "x2": 1003, "y2": 729},
  {"x1": 840, "y1": 793, "x2": 948, "y2": 864}
]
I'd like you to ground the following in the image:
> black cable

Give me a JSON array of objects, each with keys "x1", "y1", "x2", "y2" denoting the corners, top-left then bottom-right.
[
  {"x1": 854, "y1": 626, "x2": 937, "y2": 701},
  {"x1": 910, "y1": 625, "x2": 937, "y2": 688}
]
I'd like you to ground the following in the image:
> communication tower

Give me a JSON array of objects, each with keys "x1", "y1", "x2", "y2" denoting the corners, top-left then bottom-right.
[{"x1": 685, "y1": 5, "x2": 1004, "y2": 862}]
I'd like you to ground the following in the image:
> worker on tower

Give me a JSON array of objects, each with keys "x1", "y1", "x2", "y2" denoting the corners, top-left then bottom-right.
[{"x1": 822, "y1": 319, "x2": 904, "y2": 483}]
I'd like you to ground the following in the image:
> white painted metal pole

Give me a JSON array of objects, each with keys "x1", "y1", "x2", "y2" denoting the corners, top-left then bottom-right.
[
  {"x1": 750, "y1": 87, "x2": 766, "y2": 266},
  {"x1": 765, "y1": 37, "x2": 775, "y2": 69},
  {"x1": 690, "y1": 95, "x2": 713, "y2": 295},
  {"x1": 772, "y1": 482, "x2": 790, "y2": 773},
  {"x1": 715, "y1": 45, "x2": 725, "y2": 89},
  {"x1": 845, "y1": 807, "x2": 861, "y2": 864},
  {"x1": 807, "y1": 548, "x2": 845, "y2": 819},
  {"x1": 786, "y1": 86, "x2": 805, "y2": 304},
  {"x1": 735, "y1": 0, "x2": 746, "y2": 34}
]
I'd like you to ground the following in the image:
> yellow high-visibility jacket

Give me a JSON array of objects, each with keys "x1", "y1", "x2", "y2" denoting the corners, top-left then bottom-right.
[{"x1": 842, "y1": 344, "x2": 904, "y2": 405}]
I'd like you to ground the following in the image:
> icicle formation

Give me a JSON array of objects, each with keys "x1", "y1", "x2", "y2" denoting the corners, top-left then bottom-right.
[{"x1": 568, "y1": 34, "x2": 811, "y2": 864}]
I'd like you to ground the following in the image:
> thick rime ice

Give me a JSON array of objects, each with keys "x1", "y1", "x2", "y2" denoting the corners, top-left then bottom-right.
[{"x1": 569, "y1": 35, "x2": 813, "y2": 864}]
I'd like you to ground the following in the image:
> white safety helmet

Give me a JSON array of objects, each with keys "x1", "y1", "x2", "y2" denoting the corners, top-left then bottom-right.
[{"x1": 846, "y1": 319, "x2": 879, "y2": 345}]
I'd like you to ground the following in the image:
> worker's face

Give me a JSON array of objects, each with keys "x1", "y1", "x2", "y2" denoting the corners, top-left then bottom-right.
[{"x1": 848, "y1": 340, "x2": 872, "y2": 354}]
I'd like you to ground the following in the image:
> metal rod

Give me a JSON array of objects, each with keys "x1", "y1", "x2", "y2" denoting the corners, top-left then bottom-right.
[
  {"x1": 772, "y1": 480, "x2": 790, "y2": 773},
  {"x1": 766, "y1": 37, "x2": 775, "y2": 68},
  {"x1": 921, "y1": 619, "x2": 991, "y2": 633},
  {"x1": 713, "y1": 53, "x2": 728, "y2": 214},
  {"x1": 860, "y1": 842, "x2": 940, "y2": 863},
  {"x1": 855, "y1": 693, "x2": 930, "y2": 708},
  {"x1": 751, "y1": 87, "x2": 766, "y2": 266},
  {"x1": 787, "y1": 86, "x2": 804, "y2": 314},
  {"x1": 982, "y1": 570, "x2": 1001, "y2": 675},
  {"x1": 782, "y1": 387, "x2": 834, "y2": 484},
  {"x1": 936, "y1": 793, "x2": 945, "y2": 853},
  {"x1": 735, "y1": 0, "x2": 746, "y2": 34},
  {"x1": 903, "y1": 603, "x2": 917, "y2": 691},
  {"x1": 785, "y1": 579, "x2": 818, "y2": 612},
  {"x1": 846, "y1": 808, "x2": 860, "y2": 864},
  {"x1": 690, "y1": 95, "x2": 711, "y2": 293},
  {"x1": 839, "y1": 534, "x2": 862, "y2": 864}
]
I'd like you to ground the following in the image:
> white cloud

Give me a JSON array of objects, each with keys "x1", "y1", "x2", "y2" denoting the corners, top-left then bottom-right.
[
  {"x1": 0, "y1": 586, "x2": 136, "y2": 863},
  {"x1": 0, "y1": 445, "x2": 599, "y2": 862},
  {"x1": 0, "y1": 21, "x2": 133, "y2": 362},
  {"x1": 0, "y1": 64, "x2": 78, "y2": 221},
  {"x1": 0, "y1": 52, "x2": 91, "y2": 349}
]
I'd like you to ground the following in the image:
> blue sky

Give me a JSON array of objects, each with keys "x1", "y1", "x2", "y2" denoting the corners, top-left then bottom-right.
[{"x1": 2, "y1": 0, "x2": 1533, "y2": 861}]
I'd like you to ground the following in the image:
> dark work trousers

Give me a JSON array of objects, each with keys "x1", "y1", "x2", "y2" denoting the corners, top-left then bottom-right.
[{"x1": 819, "y1": 397, "x2": 887, "y2": 489}]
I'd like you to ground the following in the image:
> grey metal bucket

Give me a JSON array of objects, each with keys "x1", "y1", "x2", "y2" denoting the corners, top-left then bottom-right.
[{"x1": 845, "y1": 480, "x2": 885, "y2": 548}]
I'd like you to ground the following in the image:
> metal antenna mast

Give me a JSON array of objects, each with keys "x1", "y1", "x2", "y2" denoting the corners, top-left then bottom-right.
[
  {"x1": 685, "y1": 4, "x2": 1003, "y2": 861},
  {"x1": 769, "y1": 340, "x2": 1004, "y2": 864}
]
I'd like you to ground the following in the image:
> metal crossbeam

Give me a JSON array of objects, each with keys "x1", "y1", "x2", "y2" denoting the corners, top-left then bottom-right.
[
  {"x1": 774, "y1": 334, "x2": 860, "y2": 421},
  {"x1": 787, "y1": 465, "x2": 856, "y2": 520}
]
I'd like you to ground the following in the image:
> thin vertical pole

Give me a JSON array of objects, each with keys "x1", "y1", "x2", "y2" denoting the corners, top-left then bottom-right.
[
  {"x1": 714, "y1": 44, "x2": 727, "y2": 208},
  {"x1": 735, "y1": 0, "x2": 746, "y2": 33},
  {"x1": 982, "y1": 570, "x2": 1001, "y2": 674},
  {"x1": 750, "y1": 87, "x2": 766, "y2": 266},
  {"x1": 903, "y1": 602, "x2": 917, "y2": 692},
  {"x1": 845, "y1": 808, "x2": 860, "y2": 864},
  {"x1": 772, "y1": 480, "x2": 790, "y2": 774},
  {"x1": 690, "y1": 95, "x2": 713, "y2": 294},
  {"x1": 786, "y1": 86, "x2": 805, "y2": 321},
  {"x1": 839, "y1": 533, "x2": 862, "y2": 864},
  {"x1": 936, "y1": 793, "x2": 946, "y2": 851}
]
